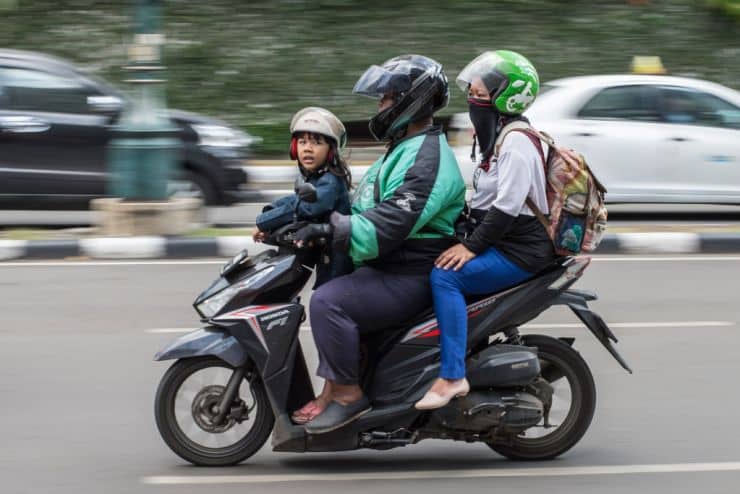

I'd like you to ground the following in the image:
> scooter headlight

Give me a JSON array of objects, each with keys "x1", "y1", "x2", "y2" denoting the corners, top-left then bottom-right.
[
  {"x1": 196, "y1": 267, "x2": 275, "y2": 318},
  {"x1": 196, "y1": 284, "x2": 240, "y2": 318}
]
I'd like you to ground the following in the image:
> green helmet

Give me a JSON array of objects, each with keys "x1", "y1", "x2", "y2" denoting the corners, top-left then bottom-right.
[{"x1": 456, "y1": 50, "x2": 539, "y2": 115}]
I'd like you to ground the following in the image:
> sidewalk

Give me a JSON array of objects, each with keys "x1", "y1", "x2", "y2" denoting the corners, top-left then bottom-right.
[{"x1": 2, "y1": 228, "x2": 740, "y2": 261}]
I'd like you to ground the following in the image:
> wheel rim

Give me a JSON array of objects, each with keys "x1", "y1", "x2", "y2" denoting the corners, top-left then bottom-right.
[
  {"x1": 172, "y1": 365, "x2": 258, "y2": 451},
  {"x1": 515, "y1": 353, "x2": 581, "y2": 443}
]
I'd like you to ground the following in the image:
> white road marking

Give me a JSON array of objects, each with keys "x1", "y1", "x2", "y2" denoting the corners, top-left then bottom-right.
[
  {"x1": 146, "y1": 328, "x2": 200, "y2": 334},
  {"x1": 0, "y1": 260, "x2": 224, "y2": 267},
  {"x1": 3, "y1": 255, "x2": 740, "y2": 267},
  {"x1": 141, "y1": 461, "x2": 740, "y2": 485},
  {"x1": 592, "y1": 256, "x2": 740, "y2": 261},
  {"x1": 523, "y1": 321, "x2": 735, "y2": 329},
  {"x1": 146, "y1": 321, "x2": 734, "y2": 334}
]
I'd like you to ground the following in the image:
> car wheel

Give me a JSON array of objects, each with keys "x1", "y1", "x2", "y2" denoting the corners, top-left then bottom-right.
[{"x1": 168, "y1": 170, "x2": 218, "y2": 205}]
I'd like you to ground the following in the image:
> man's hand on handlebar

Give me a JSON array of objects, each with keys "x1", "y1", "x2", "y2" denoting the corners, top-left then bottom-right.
[{"x1": 294, "y1": 223, "x2": 333, "y2": 249}]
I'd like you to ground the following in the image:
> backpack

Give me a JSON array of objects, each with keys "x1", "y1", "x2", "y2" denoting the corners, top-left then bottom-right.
[{"x1": 493, "y1": 121, "x2": 608, "y2": 256}]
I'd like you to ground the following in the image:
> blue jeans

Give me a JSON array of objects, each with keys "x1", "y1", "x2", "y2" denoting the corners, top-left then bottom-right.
[{"x1": 430, "y1": 247, "x2": 533, "y2": 379}]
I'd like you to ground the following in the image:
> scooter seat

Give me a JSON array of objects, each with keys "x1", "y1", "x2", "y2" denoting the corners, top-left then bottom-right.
[{"x1": 395, "y1": 258, "x2": 569, "y2": 332}]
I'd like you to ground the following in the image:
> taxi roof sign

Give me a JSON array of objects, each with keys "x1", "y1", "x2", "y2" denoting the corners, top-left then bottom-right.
[{"x1": 631, "y1": 56, "x2": 667, "y2": 75}]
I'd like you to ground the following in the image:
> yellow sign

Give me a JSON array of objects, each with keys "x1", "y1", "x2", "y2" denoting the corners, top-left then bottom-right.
[{"x1": 631, "y1": 56, "x2": 667, "y2": 75}]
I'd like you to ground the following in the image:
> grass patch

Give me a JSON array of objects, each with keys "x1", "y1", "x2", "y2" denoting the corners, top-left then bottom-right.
[
  {"x1": 185, "y1": 227, "x2": 253, "y2": 238},
  {"x1": 0, "y1": 229, "x2": 54, "y2": 240}
]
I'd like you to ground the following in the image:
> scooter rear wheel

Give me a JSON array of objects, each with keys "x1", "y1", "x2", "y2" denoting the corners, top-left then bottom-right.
[
  {"x1": 488, "y1": 334, "x2": 596, "y2": 461},
  {"x1": 155, "y1": 356, "x2": 274, "y2": 466}
]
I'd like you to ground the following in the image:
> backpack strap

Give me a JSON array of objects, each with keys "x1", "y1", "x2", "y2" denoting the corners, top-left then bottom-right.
[
  {"x1": 510, "y1": 128, "x2": 547, "y2": 171},
  {"x1": 492, "y1": 120, "x2": 531, "y2": 160},
  {"x1": 505, "y1": 126, "x2": 551, "y2": 232},
  {"x1": 525, "y1": 196, "x2": 550, "y2": 232}
]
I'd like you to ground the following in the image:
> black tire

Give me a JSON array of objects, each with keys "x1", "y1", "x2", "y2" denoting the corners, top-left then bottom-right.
[
  {"x1": 154, "y1": 357, "x2": 274, "y2": 466},
  {"x1": 488, "y1": 334, "x2": 596, "y2": 461},
  {"x1": 169, "y1": 170, "x2": 219, "y2": 205}
]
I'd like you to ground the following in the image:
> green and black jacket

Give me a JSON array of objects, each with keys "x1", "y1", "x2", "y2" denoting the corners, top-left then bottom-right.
[{"x1": 331, "y1": 126, "x2": 466, "y2": 274}]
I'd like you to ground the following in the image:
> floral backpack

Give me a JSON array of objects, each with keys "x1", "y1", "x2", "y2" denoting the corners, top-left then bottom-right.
[{"x1": 493, "y1": 121, "x2": 608, "y2": 256}]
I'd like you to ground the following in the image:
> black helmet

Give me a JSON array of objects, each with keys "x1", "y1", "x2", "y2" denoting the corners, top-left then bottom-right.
[{"x1": 353, "y1": 54, "x2": 449, "y2": 141}]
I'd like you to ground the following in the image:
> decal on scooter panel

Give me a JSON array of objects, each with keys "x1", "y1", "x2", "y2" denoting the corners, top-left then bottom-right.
[
  {"x1": 467, "y1": 294, "x2": 499, "y2": 314},
  {"x1": 401, "y1": 293, "x2": 501, "y2": 343},
  {"x1": 215, "y1": 304, "x2": 291, "y2": 351},
  {"x1": 401, "y1": 320, "x2": 439, "y2": 343},
  {"x1": 258, "y1": 308, "x2": 293, "y2": 331}
]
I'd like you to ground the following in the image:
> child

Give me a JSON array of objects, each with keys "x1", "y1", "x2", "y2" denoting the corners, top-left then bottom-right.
[{"x1": 253, "y1": 107, "x2": 353, "y2": 287}]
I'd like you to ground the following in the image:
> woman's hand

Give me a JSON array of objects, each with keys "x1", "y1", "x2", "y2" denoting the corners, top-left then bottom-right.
[
  {"x1": 252, "y1": 228, "x2": 266, "y2": 242},
  {"x1": 435, "y1": 244, "x2": 476, "y2": 271}
]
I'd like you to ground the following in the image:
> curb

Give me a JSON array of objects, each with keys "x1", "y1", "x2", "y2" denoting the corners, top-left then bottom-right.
[
  {"x1": 0, "y1": 236, "x2": 270, "y2": 261},
  {"x1": 1, "y1": 233, "x2": 740, "y2": 261}
]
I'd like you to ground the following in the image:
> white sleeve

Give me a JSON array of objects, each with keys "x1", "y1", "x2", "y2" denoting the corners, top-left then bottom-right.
[{"x1": 492, "y1": 142, "x2": 533, "y2": 216}]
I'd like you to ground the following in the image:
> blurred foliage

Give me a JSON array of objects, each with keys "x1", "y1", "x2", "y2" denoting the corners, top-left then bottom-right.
[
  {"x1": 185, "y1": 227, "x2": 252, "y2": 237},
  {"x1": 0, "y1": 0, "x2": 738, "y2": 154},
  {"x1": 707, "y1": 0, "x2": 740, "y2": 20}
]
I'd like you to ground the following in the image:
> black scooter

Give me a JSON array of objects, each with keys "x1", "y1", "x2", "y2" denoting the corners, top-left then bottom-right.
[{"x1": 153, "y1": 183, "x2": 631, "y2": 466}]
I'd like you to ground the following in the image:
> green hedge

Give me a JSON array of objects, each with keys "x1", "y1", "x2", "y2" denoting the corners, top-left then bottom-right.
[
  {"x1": 1, "y1": 0, "x2": 738, "y2": 154},
  {"x1": 707, "y1": 0, "x2": 740, "y2": 20}
]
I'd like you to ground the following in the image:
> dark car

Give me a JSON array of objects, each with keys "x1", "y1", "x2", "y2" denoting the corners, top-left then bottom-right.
[{"x1": 0, "y1": 49, "x2": 257, "y2": 208}]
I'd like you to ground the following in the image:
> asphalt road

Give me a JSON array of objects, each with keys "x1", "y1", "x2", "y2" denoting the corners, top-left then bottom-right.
[{"x1": 1, "y1": 255, "x2": 740, "y2": 493}]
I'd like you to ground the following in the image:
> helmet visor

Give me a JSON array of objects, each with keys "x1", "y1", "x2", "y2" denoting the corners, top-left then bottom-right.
[
  {"x1": 455, "y1": 52, "x2": 506, "y2": 94},
  {"x1": 353, "y1": 65, "x2": 411, "y2": 99}
]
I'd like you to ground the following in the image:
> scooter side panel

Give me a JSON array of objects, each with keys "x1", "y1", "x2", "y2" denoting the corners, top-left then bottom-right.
[{"x1": 215, "y1": 304, "x2": 304, "y2": 378}]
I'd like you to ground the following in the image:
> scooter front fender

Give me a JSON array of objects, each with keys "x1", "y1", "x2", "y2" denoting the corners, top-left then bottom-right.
[{"x1": 153, "y1": 327, "x2": 248, "y2": 368}]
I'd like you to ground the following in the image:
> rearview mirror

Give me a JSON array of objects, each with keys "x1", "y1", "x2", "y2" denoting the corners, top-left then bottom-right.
[{"x1": 87, "y1": 95, "x2": 124, "y2": 113}]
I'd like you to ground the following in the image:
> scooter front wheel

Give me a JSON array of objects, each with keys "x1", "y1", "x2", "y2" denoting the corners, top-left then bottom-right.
[{"x1": 155, "y1": 357, "x2": 274, "y2": 466}]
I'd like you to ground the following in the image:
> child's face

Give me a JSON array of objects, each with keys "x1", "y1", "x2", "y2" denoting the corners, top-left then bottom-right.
[{"x1": 296, "y1": 133, "x2": 331, "y2": 172}]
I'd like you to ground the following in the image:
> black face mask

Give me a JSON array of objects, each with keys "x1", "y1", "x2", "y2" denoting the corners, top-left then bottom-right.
[{"x1": 468, "y1": 98, "x2": 499, "y2": 161}]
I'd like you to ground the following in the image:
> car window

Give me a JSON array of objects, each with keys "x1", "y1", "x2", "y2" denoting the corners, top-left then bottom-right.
[
  {"x1": 0, "y1": 66, "x2": 99, "y2": 114},
  {"x1": 0, "y1": 77, "x2": 6, "y2": 108},
  {"x1": 578, "y1": 85, "x2": 661, "y2": 122},
  {"x1": 658, "y1": 87, "x2": 740, "y2": 129}
]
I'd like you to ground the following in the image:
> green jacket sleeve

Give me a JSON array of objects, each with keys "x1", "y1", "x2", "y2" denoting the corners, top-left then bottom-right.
[{"x1": 347, "y1": 134, "x2": 462, "y2": 262}]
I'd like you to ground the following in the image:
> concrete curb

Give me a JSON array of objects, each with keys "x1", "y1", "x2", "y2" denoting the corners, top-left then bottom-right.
[{"x1": 1, "y1": 233, "x2": 740, "y2": 261}]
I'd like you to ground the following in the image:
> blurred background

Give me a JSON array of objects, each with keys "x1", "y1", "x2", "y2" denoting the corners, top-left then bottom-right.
[
  {"x1": 2, "y1": 0, "x2": 739, "y2": 152},
  {"x1": 0, "y1": 0, "x2": 738, "y2": 230},
  {"x1": 3, "y1": 4, "x2": 740, "y2": 494}
]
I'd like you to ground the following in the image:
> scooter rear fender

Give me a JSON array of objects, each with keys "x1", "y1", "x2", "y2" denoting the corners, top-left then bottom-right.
[
  {"x1": 555, "y1": 290, "x2": 633, "y2": 374},
  {"x1": 153, "y1": 327, "x2": 248, "y2": 368}
]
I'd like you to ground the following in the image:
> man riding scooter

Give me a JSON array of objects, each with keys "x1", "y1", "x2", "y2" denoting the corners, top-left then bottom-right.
[{"x1": 291, "y1": 54, "x2": 467, "y2": 432}]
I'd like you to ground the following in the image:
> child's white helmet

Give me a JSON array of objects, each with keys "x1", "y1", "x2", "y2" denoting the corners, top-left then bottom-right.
[{"x1": 290, "y1": 107, "x2": 347, "y2": 149}]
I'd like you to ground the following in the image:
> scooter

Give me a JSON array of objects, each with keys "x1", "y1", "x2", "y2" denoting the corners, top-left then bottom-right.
[{"x1": 153, "y1": 182, "x2": 631, "y2": 466}]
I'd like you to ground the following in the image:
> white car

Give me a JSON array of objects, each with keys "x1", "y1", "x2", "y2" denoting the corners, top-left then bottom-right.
[{"x1": 450, "y1": 75, "x2": 740, "y2": 204}]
